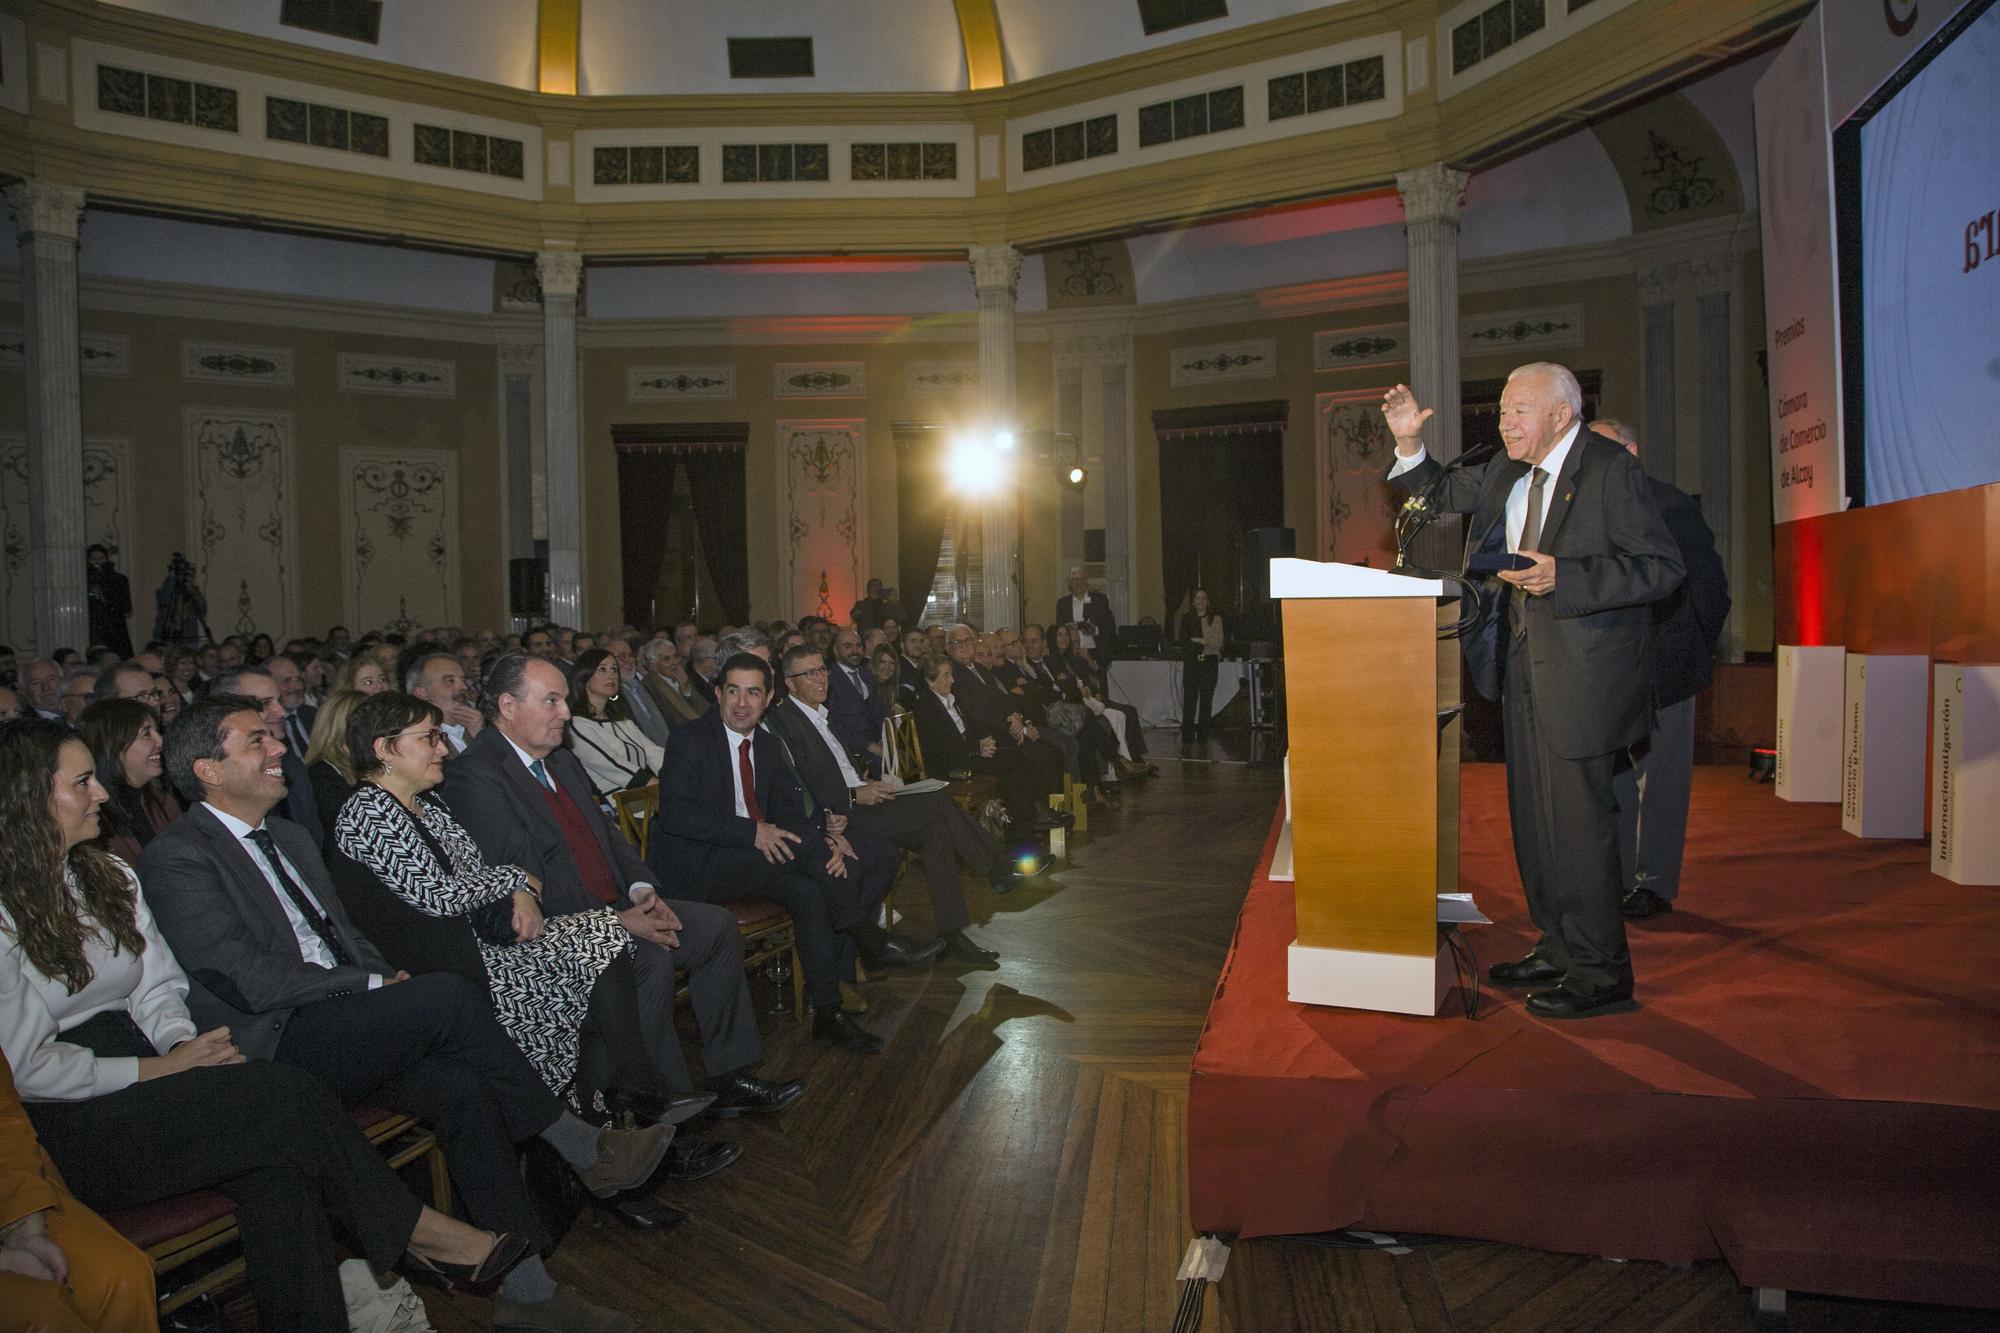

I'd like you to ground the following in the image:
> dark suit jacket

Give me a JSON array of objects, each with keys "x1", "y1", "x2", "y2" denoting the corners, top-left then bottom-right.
[
  {"x1": 651, "y1": 709, "x2": 825, "y2": 889},
  {"x1": 896, "y1": 655, "x2": 926, "y2": 708},
  {"x1": 912, "y1": 688, "x2": 980, "y2": 777},
  {"x1": 1055, "y1": 591, "x2": 1118, "y2": 643},
  {"x1": 138, "y1": 805, "x2": 391, "y2": 1060},
  {"x1": 767, "y1": 698, "x2": 857, "y2": 817},
  {"x1": 438, "y1": 727, "x2": 650, "y2": 919},
  {"x1": 823, "y1": 660, "x2": 883, "y2": 764},
  {"x1": 1646, "y1": 477, "x2": 1731, "y2": 708},
  {"x1": 1387, "y1": 427, "x2": 1684, "y2": 758},
  {"x1": 279, "y1": 747, "x2": 325, "y2": 849}
]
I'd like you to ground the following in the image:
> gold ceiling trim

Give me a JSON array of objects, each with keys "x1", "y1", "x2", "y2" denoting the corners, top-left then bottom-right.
[
  {"x1": 951, "y1": 0, "x2": 1007, "y2": 91},
  {"x1": 537, "y1": 0, "x2": 580, "y2": 97}
]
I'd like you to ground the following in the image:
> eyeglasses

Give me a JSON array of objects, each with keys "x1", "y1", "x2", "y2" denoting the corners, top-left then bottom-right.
[
  {"x1": 785, "y1": 666, "x2": 829, "y2": 680},
  {"x1": 392, "y1": 728, "x2": 445, "y2": 749}
]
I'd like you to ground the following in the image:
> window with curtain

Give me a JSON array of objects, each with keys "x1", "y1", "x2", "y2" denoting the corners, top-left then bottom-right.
[{"x1": 613, "y1": 423, "x2": 749, "y2": 628}]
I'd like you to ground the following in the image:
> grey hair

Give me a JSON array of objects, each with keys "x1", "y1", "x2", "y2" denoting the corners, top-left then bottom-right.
[
  {"x1": 403, "y1": 651, "x2": 461, "y2": 694},
  {"x1": 638, "y1": 637, "x2": 676, "y2": 666},
  {"x1": 90, "y1": 662, "x2": 151, "y2": 702},
  {"x1": 715, "y1": 627, "x2": 769, "y2": 659},
  {"x1": 208, "y1": 665, "x2": 273, "y2": 697},
  {"x1": 1589, "y1": 417, "x2": 1637, "y2": 449},
  {"x1": 1507, "y1": 362, "x2": 1583, "y2": 417},
  {"x1": 690, "y1": 635, "x2": 719, "y2": 664}
]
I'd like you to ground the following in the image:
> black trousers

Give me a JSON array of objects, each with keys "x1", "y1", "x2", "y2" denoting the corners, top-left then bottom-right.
[
  {"x1": 1501, "y1": 630, "x2": 1633, "y2": 997},
  {"x1": 28, "y1": 1061, "x2": 423, "y2": 1333},
  {"x1": 673, "y1": 852, "x2": 856, "y2": 1008},
  {"x1": 625, "y1": 899, "x2": 764, "y2": 1089},
  {"x1": 273, "y1": 971, "x2": 558, "y2": 1250},
  {"x1": 1182, "y1": 658, "x2": 1219, "y2": 738},
  {"x1": 848, "y1": 790, "x2": 992, "y2": 933}
]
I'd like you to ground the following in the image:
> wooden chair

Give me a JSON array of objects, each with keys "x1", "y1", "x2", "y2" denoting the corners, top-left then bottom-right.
[
  {"x1": 108, "y1": 1108, "x2": 446, "y2": 1317},
  {"x1": 611, "y1": 785, "x2": 660, "y2": 856}
]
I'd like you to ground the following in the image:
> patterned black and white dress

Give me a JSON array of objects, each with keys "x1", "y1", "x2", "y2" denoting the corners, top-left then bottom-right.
[{"x1": 333, "y1": 784, "x2": 629, "y2": 1098}]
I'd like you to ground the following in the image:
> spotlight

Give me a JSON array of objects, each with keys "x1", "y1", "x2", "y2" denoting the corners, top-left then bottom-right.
[
  {"x1": 995, "y1": 430, "x2": 1017, "y2": 451},
  {"x1": 1065, "y1": 465, "x2": 1087, "y2": 490},
  {"x1": 947, "y1": 432, "x2": 1008, "y2": 494}
]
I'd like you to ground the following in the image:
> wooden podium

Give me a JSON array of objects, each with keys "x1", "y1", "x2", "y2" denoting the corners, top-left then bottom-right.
[{"x1": 1273, "y1": 558, "x2": 1463, "y2": 1015}]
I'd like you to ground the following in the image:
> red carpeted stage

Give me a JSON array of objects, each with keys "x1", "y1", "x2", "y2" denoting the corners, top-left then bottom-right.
[{"x1": 1188, "y1": 764, "x2": 2000, "y2": 1308}]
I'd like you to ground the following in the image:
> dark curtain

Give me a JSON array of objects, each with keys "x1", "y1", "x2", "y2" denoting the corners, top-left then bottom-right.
[
  {"x1": 678, "y1": 447, "x2": 751, "y2": 626},
  {"x1": 895, "y1": 429, "x2": 951, "y2": 625},
  {"x1": 1156, "y1": 426, "x2": 1284, "y2": 627},
  {"x1": 615, "y1": 451, "x2": 678, "y2": 628}
]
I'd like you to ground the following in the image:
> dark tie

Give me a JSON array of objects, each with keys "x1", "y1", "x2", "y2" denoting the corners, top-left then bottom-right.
[
  {"x1": 738, "y1": 737, "x2": 764, "y2": 822},
  {"x1": 1512, "y1": 466, "x2": 1549, "y2": 634},
  {"x1": 530, "y1": 757, "x2": 556, "y2": 791},
  {"x1": 287, "y1": 711, "x2": 309, "y2": 752},
  {"x1": 245, "y1": 827, "x2": 354, "y2": 968}
]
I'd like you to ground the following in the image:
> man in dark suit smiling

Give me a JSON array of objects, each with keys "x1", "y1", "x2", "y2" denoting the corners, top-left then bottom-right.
[{"x1": 1384, "y1": 363, "x2": 1684, "y2": 1019}]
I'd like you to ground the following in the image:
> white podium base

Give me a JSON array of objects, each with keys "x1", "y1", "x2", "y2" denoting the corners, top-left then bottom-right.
[
  {"x1": 1288, "y1": 939, "x2": 1450, "y2": 1016},
  {"x1": 1269, "y1": 822, "x2": 1294, "y2": 882}
]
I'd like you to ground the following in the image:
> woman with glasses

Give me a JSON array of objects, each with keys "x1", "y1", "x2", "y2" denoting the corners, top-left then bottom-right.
[
  {"x1": 76, "y1": 698, "x2": 182, "y2": 864},
  {"x1": 327, "y1": 692, "x2": 656, "y2": 1113},
  {"x1": 0, "y1": 717, "x2": 531, "y2": 1332},
  {"x1": 563, "y1": 648, "x2": 663, "y2": 800}
]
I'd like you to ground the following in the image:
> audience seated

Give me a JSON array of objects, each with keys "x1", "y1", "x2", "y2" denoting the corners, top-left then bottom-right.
[
  {"x1": 77, "y1": 699, "x2": 182, "y2": 864},
  {"x1": 137, "y1": 695, "x2": 663, "y2": 1331},
  {"x1": 824, "y1": 626, "x2": 888, "y2": 777},
  {"x1": 911, "y1": 656, "x2": 1068, "y2": 842},
  {"x1": 441, "y1": 654, "x2": 805, "y2": 1133},
  {"x1": 332, "y1": 655, "x2": 388, "y2": 696},
  {"x1": 636, "y1": 637, "x2": 708, "y2": 734},
  {"x1": 404, "y1": 652, "x2": 482, "y2": 757},
  {"x1": 564, "y1": 650, "x2": 664, "y2": 801},
  {"x1": 942, "y1": 626, "x2": 1070, "y2": 807},
  {"x1": 0, "y1": 718, "x2": 528, "y2": 1333},
  {"x1": 646, "y1": 653, "x2": 888, "y2": 1053}
]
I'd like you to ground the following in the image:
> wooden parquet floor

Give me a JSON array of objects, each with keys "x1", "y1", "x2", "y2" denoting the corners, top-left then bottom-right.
[{"x1": 381, "y1": 739, "x2": 1983, "y2": 1333}]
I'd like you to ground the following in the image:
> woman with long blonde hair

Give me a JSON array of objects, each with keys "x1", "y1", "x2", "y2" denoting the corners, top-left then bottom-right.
[{"x1": 303, "y1": 688, "x2": 370, "y2": 847}]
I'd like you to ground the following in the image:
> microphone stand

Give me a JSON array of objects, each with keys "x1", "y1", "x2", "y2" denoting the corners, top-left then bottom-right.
[{"x1": 1389, "y1": 442, "x2": 1501, "y2": 639}]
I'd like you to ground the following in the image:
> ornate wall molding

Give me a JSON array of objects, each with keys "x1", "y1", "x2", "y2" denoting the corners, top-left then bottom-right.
[
  {"x1": 339, "y1": 447, "x2": 460, "y2": 633},
  {"x1": 1458, "y1": 304, "x2": 1585, "y2": 355},
  {"x1": 967, "y1": 245, "x2": 1022, "y2": 295},
  {"x1": 4, "y1": 329, "x2": 131, "y2": 377},
  {"x1": 1170, "y1": 337, "x2": 1275, "y2": 387},
  {"x1": 337, "y1": 352, "x2": 457, "y2": 398},
  {"x1": 182, "y1": 340, "x2": 294, "y2": 386},
  {"x1": 1, "y1": 434, "x2": 132, "y2": 652},
  {"x1": 903, "y1": 361, "x2": 980, "y2": 396},
  {"x1": 775, "y1": 419, "x2": 868, "y2": 622},
  {"x1": 628, "y1": 364, "x2": 736, "y2": 401},
  {"x1": 1313, "y1": 391, "x2": 1398, "y2": 566},
  {"x1": 184, "y1": 409, "x2": 298, "y2": 639},
  {"x1": 1314, "y1": 322, "x2": 1408, "y2": 371},
  {"x1": 774, "y1": 362, "x2": 866, "y2": 399}
]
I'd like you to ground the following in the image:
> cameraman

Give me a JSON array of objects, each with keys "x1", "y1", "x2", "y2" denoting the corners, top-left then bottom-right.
[{"x1": 152, "y1": 552, "x2": 207, "y2": 649}]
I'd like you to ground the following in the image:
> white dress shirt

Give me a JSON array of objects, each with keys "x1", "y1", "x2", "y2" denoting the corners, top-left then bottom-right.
[
  {"x1": 203, "y1": 802, "x2": 380, "y2": 986},
  {"x1": 1386, "y1": 421, "x2": 1582, "y2": 553},
  {"x1": 796, "y1": 699, "x2": 865, "y2": 790},
  {"x1": 0, "y1": 859, "x2": 198, "y2": 1100},
  {"x1": 937, "y1": 691, "x2": 967, "y2": 734}
]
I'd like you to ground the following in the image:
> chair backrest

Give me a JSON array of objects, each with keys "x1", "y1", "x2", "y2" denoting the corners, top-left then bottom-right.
[
  {"x1": 611, "y1": 785, "x2": 660, "y2": 854},
  {"x1": 883, "y1": 710, "x2": 924, "y2": 780}
]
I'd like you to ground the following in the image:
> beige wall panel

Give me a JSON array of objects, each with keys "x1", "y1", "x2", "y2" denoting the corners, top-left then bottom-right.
[{"x1": 338, "y1": 446, "x2": 461, "y2": 634}]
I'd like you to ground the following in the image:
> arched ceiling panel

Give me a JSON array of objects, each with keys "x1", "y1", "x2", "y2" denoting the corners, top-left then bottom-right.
[
  {"x1": 992, "y1": 0, "x2": 1340, "y2": 84},
  {"x1": 578, "y1": 0, "x2": 970, "y2": 94}
]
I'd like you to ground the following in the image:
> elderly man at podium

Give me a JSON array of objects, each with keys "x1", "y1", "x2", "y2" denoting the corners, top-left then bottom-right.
[{"x1": 1381, "y1": 363, "x2": 1683, "y2": 1019}]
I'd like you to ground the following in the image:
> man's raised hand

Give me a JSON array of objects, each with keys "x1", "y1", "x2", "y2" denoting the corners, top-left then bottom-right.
[{"x1": 1382, "y1": 383, "x2": 1434, "y2": 451}]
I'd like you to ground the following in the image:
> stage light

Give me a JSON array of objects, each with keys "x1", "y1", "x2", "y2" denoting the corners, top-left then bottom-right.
[
  {"x1": 995, "y1": 430, "x2": 1017, "y2": 451},
  {"x1": 1065, "y1": 465, "x2": 1087, "y2": 490},
  {"x1": 946, "y1": 431, "x2": 1009, "y2": 494}
]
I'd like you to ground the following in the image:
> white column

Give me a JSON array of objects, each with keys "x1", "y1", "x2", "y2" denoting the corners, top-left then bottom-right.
[
  {"x1": 497, "y1": 342, "x2": 540, "y2": 631},
  {"x1": 1054, "y1": 330, "x2": 1136, "y2": 620},
  {"x1": 1395, "y1": 165, "x2": 1468, "y2": 572},
  {"x1": 1638, "y1": 262, "x2": 1681, "y2": 487},
  {"x1": 5, "y1": 182, "x2": 88, "y2": 656},
  {"x1": 535, "y1": 250, "x2": 584, "y2": 628},
  {"x1": 1691, "y1": 256, "x2": 1737, "y2": 659},
  {"x1": 969, "y1": 244, "x2": 1022, "y2": 630}
]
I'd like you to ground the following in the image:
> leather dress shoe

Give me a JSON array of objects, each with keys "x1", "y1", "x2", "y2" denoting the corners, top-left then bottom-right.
[
  {"x1": 939, "y1": 930, "x2": 1001, "y2": 969},
  {"x1": 1487, "y1": 954, "x2": 1564, "y2": 988},
  {"x1": 663, "y1": 1133, "x2": 743, "y2": 1182},
  {"x1": 857, "y1": 928, "x2": 944, "y2": 971},
  {"x1": 1525, "y1": 986, "x2": 1638, "y2": 1020},
  {"x1": 706, "y1": 1071, "x2": 806, "y2": 1118},
  {"x1": 1031, "y1": 809, "x2": 1074, "y2": 831},
  {"x1": 812, "y1": 1007, "x2": 886, "y2": 1054},
  {"x1": 595, "y1": 1194, "x2": 688, "y2": 1231},
  {"x1": 1622, "y1": 888, "x2": 1673, "y2": 920},
  {"x1": 609, "y1": 1089, "x2": 715, "y2": 1129},
  {"x1": 578, "y1": 1123, "x2": 672, "y2": 1198}
]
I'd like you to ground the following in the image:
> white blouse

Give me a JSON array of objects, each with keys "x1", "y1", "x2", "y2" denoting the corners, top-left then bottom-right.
[
  {"x1": 568, "y1": 714, "x2": 665, "y2": 798},
  {"x1": 0, "y1": 857, "x2": 198, "y2": 1101}
]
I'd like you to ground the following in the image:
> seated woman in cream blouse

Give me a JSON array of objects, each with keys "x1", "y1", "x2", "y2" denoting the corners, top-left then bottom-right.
[
  {"x1": 0, "y1": 718, "x2": 526, "y2": 1332},
  {"x1": 563, "y1": 648, "x2": 664, "y2": 800}
]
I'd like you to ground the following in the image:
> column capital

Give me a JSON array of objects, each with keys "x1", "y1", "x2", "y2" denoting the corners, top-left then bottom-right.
[
  {"x1": 535, "y1": 249, "x2": 584, "y2": 299},
  {"x1": 1637, "y1": 260, "x2": 1685, "y2": 305},
  {"x1": 967, "y1": 243, "x2": 1022, "y2": 296},
  {"x1": 497, "y1": 343, "x2": 540, "y2": 376},
  {"x1": 1394, "y1": 164, "x2": 1468, "y2": 224},
  {"x1": 1688, "y1": 254, "x2": 1735, "y2": 296},
  {"x1": 4, "y1": 181, "x2": 87, "y2": 243}
]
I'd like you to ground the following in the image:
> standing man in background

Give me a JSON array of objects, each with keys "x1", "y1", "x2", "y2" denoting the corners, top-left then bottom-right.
[
  {"x1": 1588, "y1": 419, "x2": 1732, "y2": 923},
  {"x1": 85, "y1": 546, "x2": 133, "y2": 658},
  {"x1": 1054, "y1": 569, "x2": 1118, "y2": 658}
]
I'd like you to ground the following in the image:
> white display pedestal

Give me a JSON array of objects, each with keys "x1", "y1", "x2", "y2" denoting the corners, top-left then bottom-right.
[
  {"x1": 1933, "y1": 664, "x2": 2000, "y2": 885},
  {"x1": 1288, "y1": 940, "x2": 1450, "y2": 1016},
  {"x1": 1777, "y1": 645, "x2": 1845, "y2": 802},
  {"x1": 1841, "y1": 654, "x2": 1928, "y2": 839}
]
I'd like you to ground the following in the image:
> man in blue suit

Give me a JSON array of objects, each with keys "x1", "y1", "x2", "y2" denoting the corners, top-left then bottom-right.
[
  {"x1": 824, "y1": 625, "x2": 886, "y2": 775},
  {"x1": 646, "y1": 653, "x2": 887, "y2": 1053}
]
